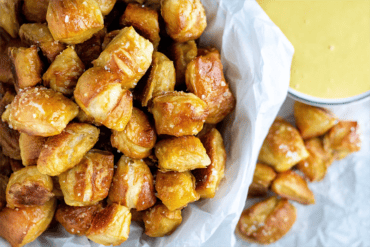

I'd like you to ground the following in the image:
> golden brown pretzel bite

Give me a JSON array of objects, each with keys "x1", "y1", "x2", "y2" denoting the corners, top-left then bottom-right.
[
  {"x1": 6, "y1": 166, "x2": 54, "y2": 208},
  {"x1": 193, "y1": 128, "x2": 226, "y2": 198},
  {"x1": 43, "y1": 46, "x2": 85, "y2": 96},
  {"x1": 2, "y1": 87, "x2": 79, "y2": 137},
  {"x1": 143, "y1": 203, "x2": 182, "y2": 237},
  {"x1": 92, "y1": 26, "x2": 153, "y2": 89},
  {"x1": 74, "y1": 67, "x2": 133, "y2": 131},
  {"x1": 247, "y1": 163, "x2": 276, "y2": 198},
  {"x1": 155, "y1": 170, "x2": 200, "y2": 211},
  {"x1": 86, "y1": 203, "x2": 131, "y2": 246},
  {"x1": 0, "y1": 0, "x2": 21, "y2": 38},
  {"x1": 108, "y1": 156, "x2": 156, "y2": 211},
  {"x1": 0, "y1": 198, "x2": 57, "y2": 247},
  {"x1": 95, "y1": 0, "x2": 116, "y2": 15},
  {"x1": 258, "y1": 117, "x2": 309, "y2": 172},
  {"x1": 149, "y1": 91, "x2": 208, "y2": 136},
  {"x1": 161, "y1": 0, "x2": 207, "y2": 42},
  {"x1": 111, "y1": 107, "x2": 156, "y2": 159},
  {"x1": 22, "y1": 0, "x2": 49, "y2": 23},
  {"x1": 59, "y1": 149, "x2": 114, "y2": 206},
  {"x1": 37, "y1": 123, "x2": 100, "y2": 176},
  {"x1": 19, "y1": 133, "x2": 46, "y2": 166},
  {"x1": 47, "y1": 0, "x2": 104, "y2": 44}
]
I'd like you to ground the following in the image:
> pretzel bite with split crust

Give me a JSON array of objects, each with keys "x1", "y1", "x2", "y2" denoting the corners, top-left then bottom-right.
[
  {"x1": 22, "y1": 0, "x2": 49, "y2": 23},
  {"x1": 120, "y1": 3, "x2": 160, "y2": 49},
  {"x1": 143, "y1": 204, "x2": 182, "y2": 237},
  {"x1": 155, "y1": 136, "x2": 210, "y2": 172},
  {"x1": 193, "y1": 128, "x2": 226, "y2": 198},
  {"x1": 111, "y1": 108, "x2": 156, "y2": 159},
  {"x1": 6, "y1": 166, "x2": 54, "y2": 208},
  {"x1": 294, "y1": 101, "x2": 338, "y2": 139},
  {"x1": 0, "y1": 91, "x2": 21, "y2": 160},
  {"x1": 323, "y1": 121, "x2": 361, "y2": 160},
  {"x1": 19, "y1": 23, "x2": 66, "y2": 62},
  {"x1": 37, "y1": 123, "x2": 100, "y2": 176},
  {"x1": 92, "y1": 26, "x2": 153, "y2": 89},
  {"x1": 87, "y1": 203, "x2": 131, "y2": 246},
  {"x1": 0, "y1": 0, "x2": 21, "y2": 38},
  {"x1": 0, "y1": 175, "x2": 8, "y2": 210},
  {"x1": 19, "y1": 133, "x2": 46, "y2": 166},
  {"x1": 140, "y1": 52, "x2": 176, "y2": 107},
  {"x1": 258, "y1": 117, "x2": 309, "y2": 172},
  {"x1": 74, "y1": 67, "x2": 133, "y2": 131},
  {"x1": 161, "y1": 0, "x2": 207, "y2": 42},
  {"x1": 0, "y1": 198, "x2": 56, "y2": 247},
  {"x1": 186, "y1": 48, "x2": 236, "y2": 124},
  {"x1": 171, "y1": 40, "x2": 197, "y2": 86},
  {"x1": 108, "y1": 156, "x2": 156, "y2": 211},
  {"x1": 55, "y1": 202, "x2": 103, "y2": 235},
  {"x1": 248, "y1": 163, "x2": 276, "y2": 198},
  {"x1": 155, "y1": 170, "x2": 200, "y2": 211},
  {"x1": 236, "y1": 196, "x2": 296, "y2": 244},
  {"x1": 271, "y1": 170, "x2": 315, "y2": 205},
  {"x1": 59, "y1": 150, "x2": 114, "y2": 206},
  {"x1": 297, "y1": 138, "x2": 333, "y2": 182},
  {"x1": 46, "y1": 0, "x2": 104, "y2": 45},
  {"x1": 43, "y1": 46, "x2": 85, "y2": 96},
  {"x1": 8, "y1": 46, "x2": 43, "y2": 90},
  {"x1": 2, "y1": 87, "x2": 79, "y2": 137},
  {"x1": 149, "y1": 91, "x2": 208, "y2": 136}
]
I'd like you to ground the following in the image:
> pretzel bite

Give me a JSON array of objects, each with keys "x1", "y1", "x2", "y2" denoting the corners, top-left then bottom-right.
[
  {"x1": 171, "y1": 40, "x2": 197, "y2": 86},
  {"x1": 0, "y1": 198, "x2": 56, "y2": 247},
  {"x1": 2, "y1": 87, "x2": 79, "y2": 137},
  {"x1": 87, "y1": 203, "x2": 131, "y2": 246},
  {"x1": 95, "y1": 0, "x2": 116, "y2": 15},
  {"x1": 19, "y1": 23, "x2": 66, "y2": 62},
  {"x1": 75, "y1": 28, "x2": 106, "y2": 67},
  {"x1": 248, "y1": 163, "x2": 276, "y2": 198},
  {"x1": 156, "y1": 170, "x2": 200, "y2": 211},
  {"x1": 140, "y1": 52, "x2": 176, "y2": 107},
  {"x1": 92, "y1": 26, "x2": 153, "y2": 89},
  {"x1": 0, "y1": 0, "x2": 20, "y2": 38},
  {"x1": 323, "y1": 121, "x2": 361, "y2": 160},
  {"x1": 186, "y1": 48, "x2": 236, "y2": 124},
  {"x1": 47, "y1": 0, "x2": 104, "y2": 45},
  {"x1": 236, "y1": 196, "x2": 296, "y2": 244},
  {"x1": 74, "y1": 67, "x2": 133, "y2": 131},
  {"x1": 0, "y1": 175, "x2": 8, "y2": 210},
  {"x1": 271, "y1": 170, "x2": 315, "y2": 205},
  {"x1": 192, "y1": 128, "x2": 226, "y2": 198},
  {"x1": 143, "y1": 203, "x2": 182, "y2": 237},
  {"x1": 55, "y1": 202, "x2": 103, "y2": 235},
  {"x1": 149, "y1": 91, "x2": 208, "y2": 136},
  {"x1": 37, "y1": 123, "x2": 100, "y2": 176},
  {"x1": 8, "y1": 46, "x2": 43, "y2": 90},
  {"x1": 6, "y1": 166, "x2": 54, "y2": 208},
  {"x1": 258, "y1": 117, "x2": 309, "y2": 172},
  {"x1": 22, "y1": 0, "x2": 49, "y2": 23},
  {"x1": 297, "y1": 138, "x2": 333, "y2": 182},
  {"x1": 155, "y1": 136, "x2": 210, "y2": 172},
  {"x1": 43, "y1": 46, "x2": 85, "y2": 95},
  {"x1": 59, "y1": 150, "x2": 114, "y2": 206},
  {"x1": 19, "y1": 133, "x2": 46, "y2": 166},
  {"x1": 111, "y1": 108, "x2": 156, "y2": 159},
  {"x1": 0, "y1": 91, "x2": 21, "y2": 160},
  {"x1": 161, "y1": 0, "x2": 207, "y2": 42},
  {"x1": 108, "y1": 156, "x2": 156, "y2": 210},
  {"x1": 294, "y1": 101, "x2": 338, "y2": 139},
  {"x1": 120, "y1": 3, "x2": 160, "y2": 49}
]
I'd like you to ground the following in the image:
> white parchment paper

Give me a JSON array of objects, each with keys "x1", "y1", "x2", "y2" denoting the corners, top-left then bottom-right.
[
  {"x1": 0, "y1": 0, "x2": 294, "y2": 246},
  {"x1": 236, "y1": 97, "x2": 370, "y2": 247}
]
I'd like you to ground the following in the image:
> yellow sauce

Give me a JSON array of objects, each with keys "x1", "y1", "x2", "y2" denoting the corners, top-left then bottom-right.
[{"x1": 257, "y1": 0, "x2": 370, "y2": 99}]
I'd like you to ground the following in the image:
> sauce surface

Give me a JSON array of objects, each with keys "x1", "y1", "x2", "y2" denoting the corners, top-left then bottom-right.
[{"x1": 258, "y1": 0, "x2": 370, "y2": 99}]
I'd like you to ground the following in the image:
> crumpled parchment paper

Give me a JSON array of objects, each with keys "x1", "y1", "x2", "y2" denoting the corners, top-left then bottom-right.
[
  {"x1": 0, "y1": 0, "x2": 294, "y2": 246},
  {"x1": 236, "y1": 97, "x2": 370, "y2": 247}
]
